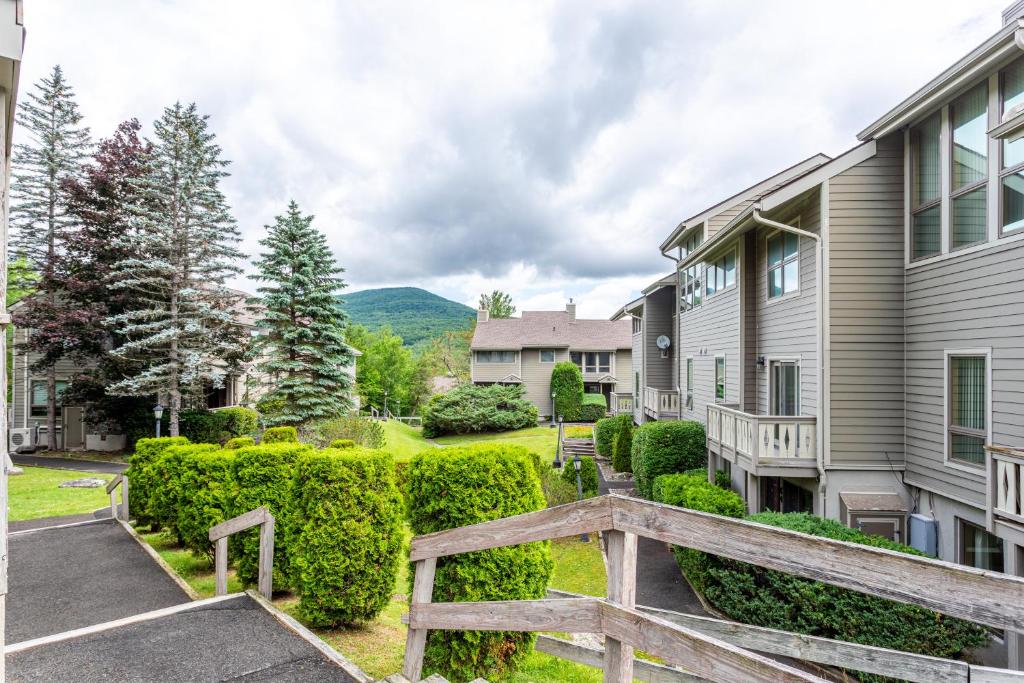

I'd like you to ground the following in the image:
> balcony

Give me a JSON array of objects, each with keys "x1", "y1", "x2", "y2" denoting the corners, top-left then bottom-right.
[
  {"x1": 706, "y1": 404, "x2": 817, "y2": 477},
  {"x1": 987, "y1": 445, "x2": 1024, "y2": 531},
  {"x1": 610, "y1": 392, "x2": 634, "y2": 416},
  {"x1": 643, "y1": 387, "x2": 679, "y2": 420}
]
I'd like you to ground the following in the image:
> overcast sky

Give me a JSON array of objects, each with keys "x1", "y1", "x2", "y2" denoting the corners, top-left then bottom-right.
[{"x1": 23, "y1": 0, "x2": 1008, "y2": 318}]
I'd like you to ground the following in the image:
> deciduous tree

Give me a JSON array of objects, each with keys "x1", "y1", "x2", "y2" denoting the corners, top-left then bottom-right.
[{"x1": 478, "y1": 289, "x2": 515, "y2": 319}]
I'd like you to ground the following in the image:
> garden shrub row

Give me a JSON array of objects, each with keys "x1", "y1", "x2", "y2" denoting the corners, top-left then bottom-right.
[
  {"x1": 631, "y1": 420, "x2": 706, "y2": 499},
  {"x1": 179, "y1": 407, "x2": 259, "y2": 445},
  {"x1": 421, "y1": 383, "x2": 537, "y2": 437},
  {"x1": 579, "y1": 392, "x2": 607, "y2": 422},
  {"x1": 407, "y1": 443, "x2": 552, "y2": 682},
  {"x1": 653, "y1": 473, "x2": 988, "y2": 681},
  {"x1": 559, "y1": 455, "x2": 599, "y2": 497}
]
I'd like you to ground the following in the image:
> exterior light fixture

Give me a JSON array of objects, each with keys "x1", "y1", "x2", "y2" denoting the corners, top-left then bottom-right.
[{"x1": 153, "y1": 403, "x2": 164, "y2": 438}]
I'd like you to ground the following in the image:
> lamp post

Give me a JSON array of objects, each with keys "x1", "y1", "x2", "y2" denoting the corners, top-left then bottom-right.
[
  {"x1": 550, "y1": 391, "x2": 557, "y2": 428},
  {"x1": 554, "y1": 414, "x2": 564, "y2": 468},
  {"x1": 383, "y1": 390, "x2": 389, "y2": 421},
  {"x1": 153, "y1": 403, "x2": 164, "y2": 438},
  {"x1": 573, "y1": 454, "x2": 589, "y2": 542}
]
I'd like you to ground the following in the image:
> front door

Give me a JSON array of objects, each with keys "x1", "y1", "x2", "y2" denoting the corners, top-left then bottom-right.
[
  {"x1": 770, "y1": 361, "x2": 800, "y2": 416},
  {"x1": 62, "y1": 406, "x2": 85, "y2": 451}
]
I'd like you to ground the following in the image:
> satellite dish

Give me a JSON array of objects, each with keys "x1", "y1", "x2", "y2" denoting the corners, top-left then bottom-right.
[{"x1": 656, "y1": 335, "x2": 671, "y2": 350}]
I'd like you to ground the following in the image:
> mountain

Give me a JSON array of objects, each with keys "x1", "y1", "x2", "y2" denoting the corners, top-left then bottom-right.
[{"x1": 341, "y1": 287, "x2": 475, "y2": 347}]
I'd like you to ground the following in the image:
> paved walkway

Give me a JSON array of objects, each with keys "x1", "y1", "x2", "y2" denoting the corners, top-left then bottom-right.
[
  {"x1": 9, "y1": 507, "x2": 111, "y2": 533},
  {"x1": 12, "y1": 453, "x2": 128, "y2": 474}
]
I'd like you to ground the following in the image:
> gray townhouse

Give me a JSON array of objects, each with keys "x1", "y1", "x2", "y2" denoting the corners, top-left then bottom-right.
[
  {"x1": 617, "y1": 4, "x2": 1024, "y2": 668},
  {"x1": 470, "y1": 302, "x2": 633, "y2": 419}
]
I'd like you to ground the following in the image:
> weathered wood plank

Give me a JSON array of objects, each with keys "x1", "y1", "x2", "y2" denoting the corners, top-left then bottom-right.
[
  {"x1": 409, "y1": 496, "x2": 613, "y2": 561},
  {"x1": 612, "y1": 497, "x2": 1024, "y2": 631},
  {"x1": 257, "y1": 515, "x2": 275, "y2": 600},
  {"x1": 970, "y1": 666, "x2": 1024, "y2": 683},
  {"x1": 214, "y1": 537, "x2": 228, "y2": 597},
  {"x1": 603, "y1": 530, "x2": 637, "y2": 683},
  {"x1": 409, "y1": 598, "x2": 603, "y2": 633},
  {"x1": 208, "y1": 506, "x2": 270, "y2": 541},
  {"x1": 535, "y1": 636, "x2": 704, "y2": 683},
  {"x1": 402, "y1": 557, "x2": 436, "y2": 682},
  {"x1": 104, "y1": 473, "x2": 123, "y2": 494},
  {"x1": 120, "y1": 475, "x2": 129, "y2": 522},
  {"x1": 599, "y1": 603, "x2": 826, "y2": 683}
]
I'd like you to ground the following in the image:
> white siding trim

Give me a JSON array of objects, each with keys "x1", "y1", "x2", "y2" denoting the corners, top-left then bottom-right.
[
  {"x1": 821, "y1": 179, "x2": 833, "y2": 467},
  {"x1": 940, "y1": 104, "x2": 952, "y2": 256},
  {"x1": 941, "y1": 347, "x2": 992, "y2": 475},
  {"x1": 987, "y1": 71, "x2": 1000, "y2": 243}
]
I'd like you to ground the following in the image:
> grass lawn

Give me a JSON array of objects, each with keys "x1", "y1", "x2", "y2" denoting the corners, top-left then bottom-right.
[
  {"x1": 379, "y1": 420, "x2": 435, "y2": 461},
  {"x1": 8, "y1": 466, "x2": 113, "y2": 521},
  {"x1": 563, "y1": 425, "x2": 593, "y2": 439},
  {"x1": 30, "y1": 450, "x2": 129, "y2": 464},
  {"x1": 434, "y1": 426, "x2": 559, "y2": 462}
]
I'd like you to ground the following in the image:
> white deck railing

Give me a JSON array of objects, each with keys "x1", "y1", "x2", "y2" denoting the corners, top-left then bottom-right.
[
  {"x1": 643, "y1": 387, "x2": 679, "y2": 419},
  {"x1": 988, "y1": 445, "x2": 1024, "y2": 530},
  {"x1": 611, "y1": 392, "x2": 634, "y2": 415},
  {"x1": 706, "y1": 404, "x2": 816, "y2": 463}
]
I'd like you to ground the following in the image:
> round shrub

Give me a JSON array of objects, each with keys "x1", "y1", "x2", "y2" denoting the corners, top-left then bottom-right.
[
  {"x1": 262, "y1": 426, "x2": 298, "y2": 443},
  {"x1": 149, "y1": 443, "x2": 220, "y2": 543},
  {"x1": 218, "y1": 406, "x2": 259, "y2": 438},
  {"x1": 560, "y1": 455, "x2": 599, "y2": 498},
  {"x1": 611, "y1": 416, "x2": 634, "y2": 473},
  {"x1": 329, "y1": 438, "x2": 356, "y2": 449},
  {"x1": 176, "y1": 449, "x2": 236, "y2": 558},
  {"x1": 127, "y1": 436, "x2": 190, "y2": 528},
  {"x1": 288, "y1": 448, "x2": 403, "y2": 627},
  {"x1": 694, "y1": 513, "x2": 989, "y2": 681},
  {"x1": 230, "y1": 443, "x2": 314, "y2": 589},
  {"x1": 550, "y1": 362, "x2": 583, "y2": 421},
  {"x1": 631, "y1": 420, "x2": 706, "y2": 499},
  {"x1": 407, "y1": 443, "x2": 553, "y2": 682},
  {"x1": 224, "y1": 436, "x2": 255, "y2": 450},
  {"x1": 421, "y1": 383, "x2": 537, "y2": 438}
]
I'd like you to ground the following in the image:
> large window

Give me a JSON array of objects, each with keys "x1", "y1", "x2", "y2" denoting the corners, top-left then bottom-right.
[
  {"x1": 679, "y1": 263, "x2": 702, "y2": 311},
  {"x1": 680, "y1": 229, "x2": 702, "y2": 257},
  {"x1": 685, "y1": 358, "x2": 693, "y2": 410},
  {"x1": 950, "y1": 83, "x2": 988, "y2": 249},
  {"x1": 714, "y1": 357, "x2": 726, "y2": 401},
  {"x1": 910, "y1": 113, "x2": 942, "y2": 259},
  {"x1": 631, "y1": 316, "x2": 642, "y2": 335},
  {"x1": 1002, "y1": 60, "x2": 1024, "y2": 234},
  {"x1": 476, "y1": 350, "x2": 516, "y2": 364},
  {"x1": 705, "y1": 250, "x2": 736, "y2": 299},
  {"x1": 960, "y1": 519, "x2": 1004, "y2": 572},
  {"x1": 948, "y1": 354, "x2": 987, "y2": 466},
  {"x1": 767, "y1": 232, "x2": 799, "y2": 298},
  {"x1": 769, "y1": 360, "x2": 799, "y2": 416},
  {"x1": 30, "y1": 380, "x2": 68, "y2": 418},
  {"x1": 571, "y1": 351, "x2": 610, "y2": 374}
]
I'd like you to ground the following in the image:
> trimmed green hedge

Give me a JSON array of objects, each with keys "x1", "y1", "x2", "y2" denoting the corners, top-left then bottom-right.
[
  {"x1": 560, "y1": 455, "x2": 599, "y2": 497},
  {"x1": 631, "y1": 420, "x2": 706, "y2": 499},
  {"x1": 176, "y1": 449, "x2": 236, "y2": 557},
  {"x1": 224, "y1": 436, "x2": 255, "y2": 450},
  {"x1": 421, "y1": 383, "x2": 538, "y2": 438},
  {"x1": 288, "y1": 448, "x2": 403, "y2": 627},
  {"x1": 407, "y1": 443, "x2": 553, "y2": 682},
  {"x1": 263, "y1": 426, "x2": 298, "y2": 443},
  {"x1": 149, "y1": 443, "x2": 220, "y2": 543},
  {"x1": 594, "y1": 417, "x2": 616, "y2": 456},
  {"x1": 127, "y1": 436, "x2": 190, "y2": 527},
  {"x1": 579, "y1": 393, "x2": 607, "y2": 422},
  {"x1": 231, "y1": 443, "x2": 314, "y2": 589},
  {"x1": 219, "y1": 407, "x2": 260, "y2": 439},
  {"x1": 611, "y1": 417, "x2": 634, "y2": 473},
  {"x1": 329, "y1": 439, "x2": 356, "y2": 449},
  {"x1": 550, "y1": 362, "x2": 583, "y2": 421},
  {"x1": 179, "y1": 407, "x2": 259, "y2": 444}
]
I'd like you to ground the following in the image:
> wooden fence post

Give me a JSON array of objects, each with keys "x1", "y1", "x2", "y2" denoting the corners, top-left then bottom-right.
[
  {"x1": 120, "y1": 476, "x2": 129, "y2": 522},
  {"x1": 215, "y1": 537, "x2": 228, "y2": 596},
  {"x1": 403, "y1": 557, "x2": 437, "y2": 681},
  {"x1": 258, "y1": 515, "x2": 275, "y2": 600},
  {"x1": 603, "y1": 529, "x2": 637, "y2": 683}
]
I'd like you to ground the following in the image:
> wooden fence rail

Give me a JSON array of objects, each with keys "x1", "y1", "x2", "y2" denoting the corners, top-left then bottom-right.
[
  {"x1": 208, "y1": 506, "x2": 275, "y2": 600},
  {"x1": 105, "y1": 473, "x2": 128, "y2": 522},
  {"x1": 402, "y1": 493, "x2": 1024, "y2": 683}
]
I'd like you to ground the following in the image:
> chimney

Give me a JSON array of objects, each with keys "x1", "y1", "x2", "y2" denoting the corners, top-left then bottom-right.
[
  {"x1": 566, "y1": 298, "x2": 576, "y2": 321},
  {"x1": 477, "y1": 308, "x2": 489, "y2": 323},
  {"x1": 1004, "y1": 0, "x2": 1024, "y2": 25}
]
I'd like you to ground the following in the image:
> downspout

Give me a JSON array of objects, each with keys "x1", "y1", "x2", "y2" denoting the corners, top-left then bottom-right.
[
  {"x1": 751, "y1": 207, "x2": 828, "y2": 517},
  {"x1": 661, "y1": 247, "x2": 682, "y2": 414}
]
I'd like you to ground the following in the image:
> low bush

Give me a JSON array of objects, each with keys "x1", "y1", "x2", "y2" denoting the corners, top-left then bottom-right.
[
  {"x1": 631, "y1": 421, "x2": 706, "y2": 499},
  {"x1": 178, "y1": 407, "x2": 260, "y2": 445},
  {"x1": 224, "y1": 436, "x2": 255, "y2": 450},
  {"x1": 715, "y1": 469, "x2": 732, "y2": 489},
  {"x1": 176, "y1": 449, "x2": 236, "y2": 558},
  {"x1": 560, "y1": 455, "x2": 599, "y2": 497},
  {"x1": 329, "y1": 439, "x2": 356, "y2": 449},
  {"x1": 694, "y1": 513, "x2": 989, "y2": 681},
  {"x1": 611, "y1": 417, "x2": 634, "y2": 473},
  {"x1": 127, "y1": 436, "x2": 190, "y2": 528},
  {"x1": 218, "y1": 407, "x2": 260, "y2": 439},
  {"x1": 262, "y1": 426, "x2": 298, "y2": 443},
  {"x1": 579, "y1": 393, "x2": 607, "y2": 422},
  {"x1": 594, "y1": 417, "x2": 616, "y2": 456},
  {"x1": 421, "y1": 383, "x2": 537, "y2": 438},
  {"x1": 550, "y1": 362, "x2": 583, "y2": 421},
  {"x1": 149, "y1": 443, "x2": 220, "y2": 542},
  {"x1": 288, "y1": 448, "x2": 403, "y2": 627},
  {"x1": 540, "y1": 465, "x2": 577, "y2": 507},
  {"x1": 299, "y1": 414, "x2": 385, "y2": 449},
  {"x1": 230, "y1": 442, "x2": 314, "y2": 589},
  {"x1": 408, "y1": 444, "x2": 552, "y2": 681}
]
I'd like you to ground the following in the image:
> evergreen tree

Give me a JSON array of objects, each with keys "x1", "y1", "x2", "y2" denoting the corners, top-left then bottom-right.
[
  {"x1": 10, "y1": 64, "x2": 91, "y2": 449},
  {"x1": 250, "y1": 201, "x2": 354, "y2": 426},
  {"x1": 479, "y1": 289, "x2": 515, "y2": 318},
  {"x1": 106, "y1": 103, "x2": 245, "y2": 437}
]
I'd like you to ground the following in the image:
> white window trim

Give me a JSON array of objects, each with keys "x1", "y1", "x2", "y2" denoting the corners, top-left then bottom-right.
[
  {"x1": 685, "y1": 356, "x2": 694, "y2": 411},
  {"x1": 765, "y1": 355, "x2": 803, "y2": 416},
  {"x1": 538, "y1": 349, "x2": 556, "y2": 364},
  {"x1": 714, "y1": 354, "x2": 727, "y2": 404},
  {"x1": 765, "y1": 220, "x2": 802, "y2": 304},
  {"x1": 942, "y1": 347, "x2": 992, "y2": 474}
]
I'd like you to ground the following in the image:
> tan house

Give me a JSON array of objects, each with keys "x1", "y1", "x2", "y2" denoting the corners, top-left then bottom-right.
[{"x1": 470, "y1": 302, "x2": 632, "y2": 419}]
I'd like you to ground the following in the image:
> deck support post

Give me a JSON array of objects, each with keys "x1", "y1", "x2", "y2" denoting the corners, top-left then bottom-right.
[{"x1": 603, "y1": 529, "x2": 637, "y2": 683}]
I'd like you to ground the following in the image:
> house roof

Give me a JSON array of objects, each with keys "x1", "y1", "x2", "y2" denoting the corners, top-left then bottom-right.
[{"x1": 472, "y1": 310, "x2": 632, "y2": 351}]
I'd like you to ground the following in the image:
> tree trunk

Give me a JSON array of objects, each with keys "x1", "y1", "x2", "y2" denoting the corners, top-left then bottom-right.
[
  {"x1": 169, "y1": 285, "x2": 180, "y2": 438},
  {"x1": 45, "y1": 165, "x2": 58, "y2": 452},
  {"x1": 46, "y1": 366, "x2": 57, "y2": 451}
]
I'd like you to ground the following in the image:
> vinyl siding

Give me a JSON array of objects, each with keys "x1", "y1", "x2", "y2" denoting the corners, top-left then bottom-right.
[
  {"x1": 678, "y1": 272, "x2": 741, "y2": 424},
  {"x1": 472, "y1": 351, "x2": 520, "y2": 384},
  {"x1": 644, "y1": 287, "x2": 675, "y2": 390},
  {"x1": 12, "y1": 327, "x2": 89, "y2": 431},
  {"x1": 827, "y1": 134, "x2": 906, "y2": 467},
  {"x1": 905, "y1": 237, "x2": 1024, "y2": 507},
  {"x1": 519, "y1": 348, "x2": 568, "y2": 416},
  {"x1": 707, "y1": 199, "x2": 753, "y2": 239}
]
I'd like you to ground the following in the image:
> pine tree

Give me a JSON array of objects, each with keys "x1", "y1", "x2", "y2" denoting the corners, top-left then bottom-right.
[
  {"x1": 10, "y1": 64, "x2": 91, "y2": 449},
  {"x1": 106, "y1": 103, "x2": 245, "y2": 437},
  {"x1": 251, "y1": 201, "x2": 354, "y2": 426}
]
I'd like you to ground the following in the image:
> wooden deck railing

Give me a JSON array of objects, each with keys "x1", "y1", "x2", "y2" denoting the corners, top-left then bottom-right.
[
  {"x1": 402, "y1": 494, "x2": 1024, "y2": 683},
  {"x1": 707, "y1": 404, "x2": 816, "y2": 464},
  {"x1": 988, "y1": 444, "x2": 1024, "y2": 531},
  {"x1": 610, "y1": 392, "x2": 633, "y2": 415},
  {"x1": 643, "y1": 387, "x2": 679, "y2": 419},
  {"x1": 208, "y1": 506, "x2": 275, "y2": 600},
  {"x1": 105, "y1": 473, "x2": 128, "y2": 522}
]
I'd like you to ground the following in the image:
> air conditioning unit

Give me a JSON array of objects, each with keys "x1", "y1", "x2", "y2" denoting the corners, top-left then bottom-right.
[
  {"x1": 9, "y1": 426, "x2": 38, "y2": 453},
  {"x1": 909, "y1": 513, "x2": 938, "y2": 557}
]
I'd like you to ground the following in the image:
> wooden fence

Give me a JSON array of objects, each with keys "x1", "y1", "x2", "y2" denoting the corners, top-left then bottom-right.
[
  {"x1": 402, "y1": 493, "x2": 1024, "y2": 683},
  {"x1": 208, "y1": 506, "x2": 275, "y2": 600}
]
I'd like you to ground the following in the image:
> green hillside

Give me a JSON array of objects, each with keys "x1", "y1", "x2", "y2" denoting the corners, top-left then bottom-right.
[{"x1": 341, "y1": 287, "x2": 475, "y2": 347}]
